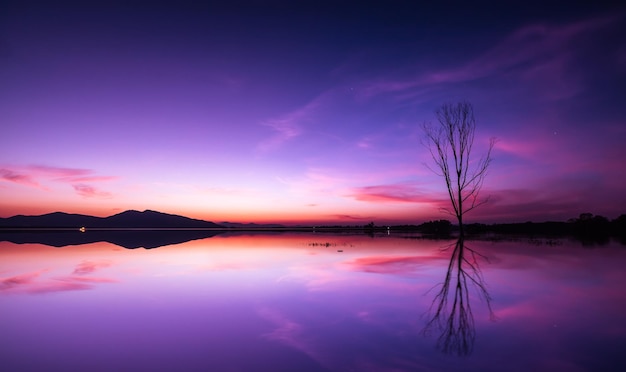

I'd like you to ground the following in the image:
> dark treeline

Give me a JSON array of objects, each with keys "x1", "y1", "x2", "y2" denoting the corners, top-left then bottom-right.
[
  {"x1": 400, "y1": 213, "x2": 626, "y2": 247},
  {"x1": 334, "y1": 213, "x2": 626, "y2": 240},
  {"x1": 464, "y1": 213, "x2": 625, "y2": 237}
]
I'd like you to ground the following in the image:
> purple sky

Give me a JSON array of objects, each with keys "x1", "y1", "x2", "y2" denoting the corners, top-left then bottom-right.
[{"x1": 1, "y1": 1, "x2": 625, "y2": 224}]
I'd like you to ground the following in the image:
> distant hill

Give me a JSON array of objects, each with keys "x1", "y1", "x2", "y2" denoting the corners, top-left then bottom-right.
[{"x1": 0, "y1": 210, "x2": 223, "y2": 229}]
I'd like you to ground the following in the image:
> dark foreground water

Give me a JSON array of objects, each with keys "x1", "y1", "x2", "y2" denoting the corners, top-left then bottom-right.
[{"x1": 1, "y1": 233, "x2": 625, "y2": 371}]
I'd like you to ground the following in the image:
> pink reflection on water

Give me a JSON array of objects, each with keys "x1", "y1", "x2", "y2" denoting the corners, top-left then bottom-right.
[
  {"x1": 72, "y1": 260, "x2": 113, "y2": 275},
  {"x1": 1, "y1": 270, "x2": 46, "y2": 289},
  {"x1": 346, "y1": 254, "x2": 445, "y2": 275},
  {"x1": 0, "y1": 244, "x2": 119, "y2": 295},
  {"x1": 0, "y1": 269, "x2": 118, "y2": 294}
]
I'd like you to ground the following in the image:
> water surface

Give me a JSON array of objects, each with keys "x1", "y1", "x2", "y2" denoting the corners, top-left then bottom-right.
[{"x1": 2, "y1": 233, "x2": 625, "y2": 371}]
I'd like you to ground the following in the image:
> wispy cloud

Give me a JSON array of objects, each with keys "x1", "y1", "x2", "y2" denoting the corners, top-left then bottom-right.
[
  {"x1": 72, "y1": 184, "x2": 112, "y2": 198},
  {"x1": 0, "y1": 169, "x2": 43, "y2": 188},
  {"x1": 277, "y1": 168, "x2": 349, "y2": 199},
  {"x1": 464, "y1": 183, "x2": 620, "y2": 222},
  {"x1": 361, "y1": 14, "x2": 622, "y2": 102},
  {"x1": 56, "y1": 276, "x2": 118, "y2": 284},
  {"x1": 28, "y1": 165, "x2": 92, "y2": 178},
  {"x1": 348, "y1": 183, "x2": 430, "y2": 203},
  {"x1": 329, "y1": 214, "x2": 375, "y2": 221},
  {"x1": 0, "y1": 164, "x2": 116, "y2": 198},
  {"x1": 257, "y1": 100, "x2": 317, "y2": 153},
  {"x1": 257, "y1": 87, "x2": 347, "y2": 153},
  {"x1": 61, "y1": 175, "x2": 117, "y2": 183}
]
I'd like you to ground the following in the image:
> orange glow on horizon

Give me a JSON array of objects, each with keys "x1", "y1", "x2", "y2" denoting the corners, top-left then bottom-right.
[{"x1": 0, "y1": 202, "x2": 439, "y2": 226}]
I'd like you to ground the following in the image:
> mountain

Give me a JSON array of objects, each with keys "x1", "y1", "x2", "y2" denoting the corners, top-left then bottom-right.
[
  {"x1": 102, "y1": 210, "x2": 222, "y2": 228},
  {"x1": 0, "y1": 210, "x2": 223, "y2": 229}
]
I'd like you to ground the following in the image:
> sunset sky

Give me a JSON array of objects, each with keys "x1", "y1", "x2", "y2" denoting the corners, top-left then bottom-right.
[{"x1": 2, "y1": 1, "x2": 625, "y2": 225}]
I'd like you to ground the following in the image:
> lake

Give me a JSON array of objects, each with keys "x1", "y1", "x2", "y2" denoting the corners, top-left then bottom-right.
[{"x1": 1, "y1": 232, "x2": 625, "y2": 371}]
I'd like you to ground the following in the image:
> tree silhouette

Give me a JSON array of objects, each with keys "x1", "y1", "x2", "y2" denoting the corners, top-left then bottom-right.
[
  {"x1": 423, "y1": 102, "x2": 495, "y2": 237},
  {"x1": 422, "y1": 238, "x2": 496, "y2": 356}
]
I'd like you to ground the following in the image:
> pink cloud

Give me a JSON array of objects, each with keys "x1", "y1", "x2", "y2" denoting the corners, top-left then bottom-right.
[
  {"x1": 72, "y1": 184, "x2": 112, "y2": 198},
  {"x1": 495, "y1": 139, "x2": 543, "y2": 159},
  {"x1": 0, "y1": 169, "x2": 43, "y2": 188},
  {"x1": 61, "y1": 175, "x2": 117, "y2": 183},
  {"x1": 348, "y1": 183, "x2": 439, "y2": 204},
  {"x1": 28, "y1": 165, "x2": 91, "y2": 177},
  {"x1": 0, "y1": 164, "x2": 116, "y2": 198},
  {"x1": 55, "y1": 276, "x2": 118, "y2": 284},
  {"x1": 328, "y1": 214, "x2": 375, "y2": 221},
  {"x1": 30, "y1": 165, "x2": 117, "y2": 183}
]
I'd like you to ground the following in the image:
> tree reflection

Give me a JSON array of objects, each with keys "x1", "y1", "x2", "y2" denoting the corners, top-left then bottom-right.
[{"x1": 422, "y1": 237, "x2": 495, "y2": 356}]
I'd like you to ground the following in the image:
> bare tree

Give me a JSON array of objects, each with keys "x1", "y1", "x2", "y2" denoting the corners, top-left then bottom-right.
[{"x1": 423, "y1": 101, "x2": 495, "y2": 237}]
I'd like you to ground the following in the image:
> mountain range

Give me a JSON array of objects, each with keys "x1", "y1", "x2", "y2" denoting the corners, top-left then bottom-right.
[{"x1": 0, "y1": 209, "x2": 223, "y2": 229}]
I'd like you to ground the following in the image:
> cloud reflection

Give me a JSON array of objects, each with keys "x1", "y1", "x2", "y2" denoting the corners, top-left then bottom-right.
[
  {"x1": 0, "y1": 270, "x2": 46, "y2": 290},
  {"x1": 72, "y1": 260, "x2": 113, "y2": 275},
  {"x1": 347, "y1": 255, "x2": 441, "y2": 275},
  {"x1": 257, "y1": 307, "x2": 325, "y2": 367},
  {"x1": 0, "y1": 260, "x2": 117, "y2": 295}
]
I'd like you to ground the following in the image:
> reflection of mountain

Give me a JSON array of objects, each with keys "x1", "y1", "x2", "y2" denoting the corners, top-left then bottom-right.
[
  {"x1": 0, "y1": 229, "x2": 223, "y2": 249},
  {"x1": 0, "y1": 210, "x2": 223, "y2": 229},
  {"x1": 423, "y1": 238, "x2": 495, "y2": 356}
]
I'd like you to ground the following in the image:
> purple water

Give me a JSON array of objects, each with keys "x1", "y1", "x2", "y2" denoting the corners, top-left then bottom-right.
[{"x1": 2, "y1": 233, "x2": 625, "y2": 371}]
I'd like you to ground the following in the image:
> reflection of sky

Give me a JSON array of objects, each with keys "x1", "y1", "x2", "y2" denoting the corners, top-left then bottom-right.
[{"x1": 2, "y1": 234, "x2": 626, "y2": 371}]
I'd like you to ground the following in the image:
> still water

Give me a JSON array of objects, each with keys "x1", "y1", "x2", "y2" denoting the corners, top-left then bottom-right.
[{"x1": 1, "y1": 232, "x2": 625, "y2": 371}]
